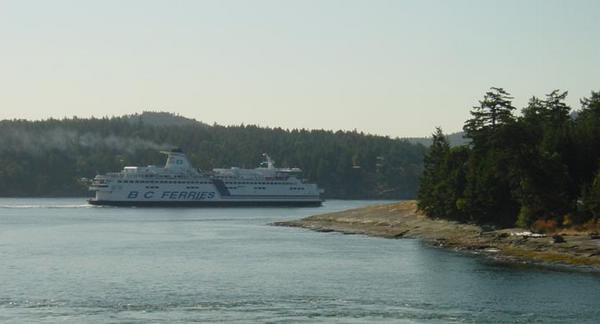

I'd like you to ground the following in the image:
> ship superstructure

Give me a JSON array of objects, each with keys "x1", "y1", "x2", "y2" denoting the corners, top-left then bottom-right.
[{"x1": 88, "y1": 149, "x2": 322, "y2": 206}]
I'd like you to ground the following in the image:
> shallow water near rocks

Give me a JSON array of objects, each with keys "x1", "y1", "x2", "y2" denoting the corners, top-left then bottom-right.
[{"x1": 1, "y1": 198, "x2": 599, "y2": 323}]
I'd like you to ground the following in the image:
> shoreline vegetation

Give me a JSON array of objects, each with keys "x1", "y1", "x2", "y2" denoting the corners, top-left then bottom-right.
[
  {"x1": 417, "y1": 88, "x2": 600, "y2": 233},
  {"x1": 274, "y1": 201, "x2": 600, "y2": 271}
]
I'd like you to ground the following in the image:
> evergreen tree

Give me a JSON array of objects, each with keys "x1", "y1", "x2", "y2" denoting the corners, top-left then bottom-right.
[
  {"x1": 583, "y1": 168, "x2": 600, "y2": 218},
  {"x1": 464, "y1": 87, "x2": 516, "y2": 146},
  {"x1": 461, "y1": 88, "x2": 519, "y2": 225},
  {"x1": 515, "y1": 90, "x2": 575, "y2": 226},
  {"x1": 417, "y1": 127, "x2": 450, "y2": 217},
  {"x1": 574, "y1": 91, "x2": 600, "y2": 189}
]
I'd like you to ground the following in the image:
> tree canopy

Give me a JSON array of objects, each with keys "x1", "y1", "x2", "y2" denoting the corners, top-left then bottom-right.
[{"x1": 419, "y1": 88, "x2": 600, "y2": 227}]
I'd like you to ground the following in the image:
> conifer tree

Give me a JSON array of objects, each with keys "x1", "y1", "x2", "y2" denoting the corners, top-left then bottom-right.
[
  {"x1": 583, "y1": 168, "x2": 600, "y2": 218},
  {"x1": 417, "y1": 127, "x2": 450, "y2": 217},
  {"x1": 464, "y1": 87, "x2": 516, "y2": 146}
]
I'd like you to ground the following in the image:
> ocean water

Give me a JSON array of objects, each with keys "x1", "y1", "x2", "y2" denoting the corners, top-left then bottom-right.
[{"x1": 1, "y1": 198, "x2": 599, "y2": 323}]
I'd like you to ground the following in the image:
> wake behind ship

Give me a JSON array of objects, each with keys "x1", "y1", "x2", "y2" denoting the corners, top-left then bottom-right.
[{"x1": 88, "y1": 149, "x2": 323, "y2": 207}]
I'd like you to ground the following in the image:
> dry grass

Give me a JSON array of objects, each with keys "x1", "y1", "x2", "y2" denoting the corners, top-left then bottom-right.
[{"x1": 531, "y1": 219, "x2": 559, "y2": 234}]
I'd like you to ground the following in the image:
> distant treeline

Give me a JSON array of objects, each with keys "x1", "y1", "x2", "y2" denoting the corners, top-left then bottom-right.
[
  {"x1": 404, "y1": 131, "x2": 469, "y2": 147},
  {"x1": 0, "y1": 113, "x2": 426, "y2": 198},
  {"x1": 418, "y1": 88, "x2": 600, "y2": 227}
]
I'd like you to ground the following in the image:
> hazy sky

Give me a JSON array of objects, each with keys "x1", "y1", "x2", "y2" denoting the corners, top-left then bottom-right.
[{"x1": 1, "y1": 0, "x2": 599, "y2": 137}]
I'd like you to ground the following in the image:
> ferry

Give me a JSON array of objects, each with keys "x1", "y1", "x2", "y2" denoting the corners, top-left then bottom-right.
[{"x1": 88, "y1": 149, "x2": 323, "y2": 207}]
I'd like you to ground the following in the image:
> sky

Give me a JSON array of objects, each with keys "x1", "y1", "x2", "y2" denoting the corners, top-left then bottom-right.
[{"x1": 1, "y1": 0, "x2": 599, "y2": 137}]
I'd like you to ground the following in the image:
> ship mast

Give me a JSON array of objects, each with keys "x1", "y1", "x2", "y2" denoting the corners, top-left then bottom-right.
[{"x1": 262, "y1": 153, "x2": 275, "y2": 169}]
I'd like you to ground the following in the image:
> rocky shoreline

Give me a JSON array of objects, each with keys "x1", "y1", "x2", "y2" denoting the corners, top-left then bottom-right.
[{"x1": 273, "y1": 201, "x2": 600, "y2": 271}]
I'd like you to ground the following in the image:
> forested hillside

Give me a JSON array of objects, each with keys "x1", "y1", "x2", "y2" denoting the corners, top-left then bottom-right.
[
  {"x1": 0, "y1": 112, "x2": 426, "y2": 198},
  {"x1": 418, "y1": 88, "x2": 600, "y2": 228}
]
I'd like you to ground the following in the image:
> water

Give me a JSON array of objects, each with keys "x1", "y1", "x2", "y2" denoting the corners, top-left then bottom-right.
[{"x1": 1, "y1": 199, "x2": 599, "y2": 323}]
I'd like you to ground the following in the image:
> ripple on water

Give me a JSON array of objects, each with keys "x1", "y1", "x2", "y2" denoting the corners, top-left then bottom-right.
[{"x1": 1, "y1": 199, "x2": 600, "y2": 323}]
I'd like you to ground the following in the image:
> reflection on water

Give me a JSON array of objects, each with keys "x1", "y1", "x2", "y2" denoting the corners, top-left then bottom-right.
[{"x1": 1, "y1": 198, "x2": 599, "y2": 323}]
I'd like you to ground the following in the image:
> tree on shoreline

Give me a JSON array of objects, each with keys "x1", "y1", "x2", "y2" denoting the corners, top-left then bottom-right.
[
  {"x1": 419, "y1": 88, "x2": 600, "y2": 228},
  {"x1": 417, "y1": 127, "x2": 450, "y2": 217}
]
